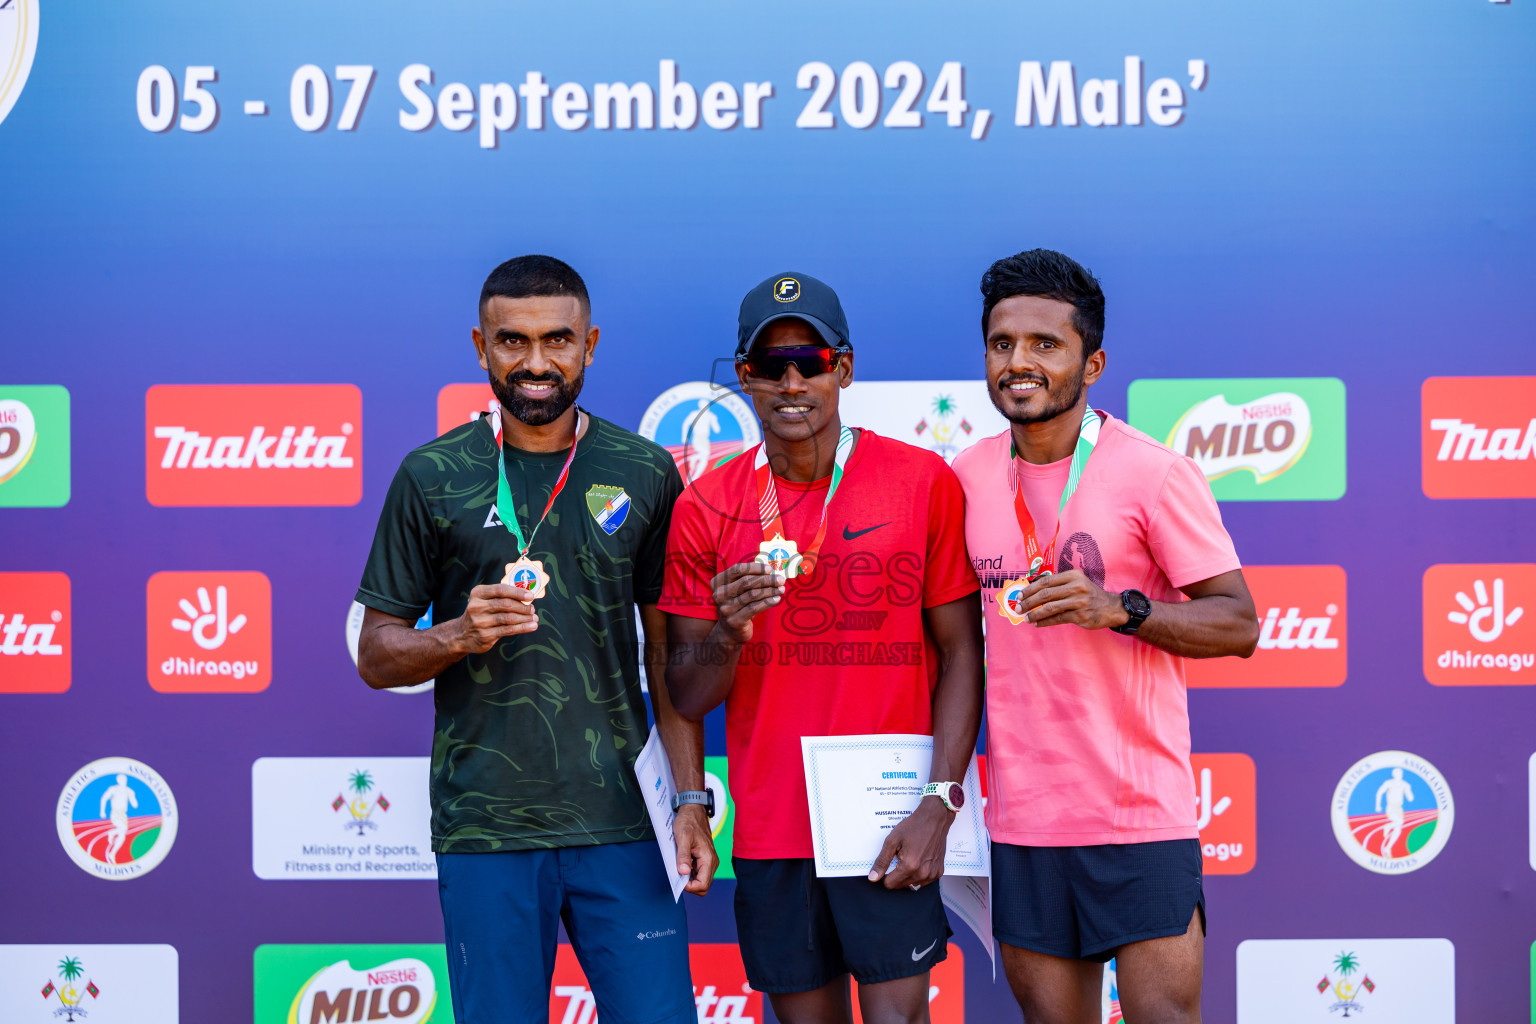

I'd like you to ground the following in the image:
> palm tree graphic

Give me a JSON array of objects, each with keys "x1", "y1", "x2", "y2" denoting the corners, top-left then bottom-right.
[
  {"x1": 931, "y1": 395, "x2": 956, "y2": 419},
  {"x1": 344, "y1": 769, "x2": 380, "y2": 833},
  {"x1": 1328, "y1": 951, "x2": 1366, "y2": 1017},
  {"x1": 54, "y1": 956, "x2": 88, "y2": 1021}
]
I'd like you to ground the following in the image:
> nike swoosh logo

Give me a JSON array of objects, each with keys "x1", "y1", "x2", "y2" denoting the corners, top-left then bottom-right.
[
  {"x1": 911, "y1": 938, "x2": 939, "y2": 961},
  {"x1": 843, "y1": 522, "x2": 890, "y2": 541}
]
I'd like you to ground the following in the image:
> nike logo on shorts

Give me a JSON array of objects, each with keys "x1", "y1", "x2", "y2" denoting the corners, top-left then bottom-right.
[
  {"x1": 910, "y1": 938, "x2": 939, "y2": 961},
  {"x1": 843, "y1": 522, "x2": 889, "y2": 541}
]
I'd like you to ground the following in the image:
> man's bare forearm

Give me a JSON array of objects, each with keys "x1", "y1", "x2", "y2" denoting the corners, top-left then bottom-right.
[
  {"x1": 643, "y1": 607, "x2": 705, "y2": 790},
  {"x1": 665, "y1": 619, "x2": 745, "y2": 721},
  {"x1": 925, "y1": 596, "x2": 986, "y2": 786},
  {"x1": 1133, "y1": 595, "x2": 1258, "y2": 660},
  {"x1": 358, "y1": 617, "x2": 469, "y2": 689}
]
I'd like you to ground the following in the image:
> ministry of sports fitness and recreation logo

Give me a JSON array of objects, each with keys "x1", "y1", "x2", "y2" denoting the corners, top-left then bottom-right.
[
  {"x1": 839, "y1": 381, "x2": 1005, "y2": 464},
  {"x1": 0, "y1": 0, "x2": 39, "y2": 128},
  {"x1": 333, "y1": 768, "x2": 390, "y2": 834},
  {"x1": 253, "y1": 945, "x2": 442, "y2": 1024},
  {"x1": 0, "y1": 571, "x2": 70, "y2": 693},
  {"x1": 144, "y1": 384, "x2": 362, "y2": 506},
  {"x1": 251, "y1": 757, "x2": 435, "y2": 880},
  {"x1": 146, "y1": 572, "x2": 271, "y2": 692},
  {"x1": 1314, "y1": 950, "x2": 1377, "y2": 1018},
  {"x1": 0, "y1": 944, "x2": 180, "y2": 1023},
  {"x1": 1422, "y1": 376, "x2": 1536, "y2": 498},
  {"x1": 56, "y1": 758, "x2": 178, "y2": 880},
  {"x1": 1423, "y1": 563, "x2": 1534, "y2": 686},
  {"x1": 1127, "y1": 377, "x2": 1346, "y2": 501},
  {"x1": 1331, "y1": 751, "x2": 1453, "y2": 875},
  {"x1": 1236, "y1": 937, "x2": 1454, "y2": 1022},
  {"x1": 0, "y1": 385, "x2": 70, "y2": 507},
  {"x1": 639, "y1": 382, "x2": 759, "y2": 486},
  {"x1": 1186, "y1": 566, "x2": 1347, "y2": 689},
  {"x1": 346, "y1": 601, "x2": 434, "y2": 694}
]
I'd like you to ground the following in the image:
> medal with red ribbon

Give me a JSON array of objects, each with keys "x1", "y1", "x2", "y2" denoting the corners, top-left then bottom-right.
[
  {"x1": 997, "y1": 407, "x2": 1102, "y2": 625},
  {"x1": 489, "y1": 406, "x2": 584, "y2": 600},
  {"x1": 751, "y1": 425, "x2": 856, "y2": 578}
]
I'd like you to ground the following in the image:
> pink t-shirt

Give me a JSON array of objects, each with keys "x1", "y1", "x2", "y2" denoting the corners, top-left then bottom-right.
[{"x1": 952, "y1": 412, "x2": 1241, "y2": 847}]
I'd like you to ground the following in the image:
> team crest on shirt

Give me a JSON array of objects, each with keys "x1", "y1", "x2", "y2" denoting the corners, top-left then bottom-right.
[{"x1": 585, "y1": 484, "x2": 631, "y2": 535}]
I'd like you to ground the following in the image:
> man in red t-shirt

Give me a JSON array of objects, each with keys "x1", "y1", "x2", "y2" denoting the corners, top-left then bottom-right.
[{"x1": 660, "y1": 271, "x2": 983, "y2": 1024}]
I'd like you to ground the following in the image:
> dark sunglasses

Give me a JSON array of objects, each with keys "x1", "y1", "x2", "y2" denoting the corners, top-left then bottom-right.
[{"x1": 738, "y1": 346, "x2": 842, "y2": 381}]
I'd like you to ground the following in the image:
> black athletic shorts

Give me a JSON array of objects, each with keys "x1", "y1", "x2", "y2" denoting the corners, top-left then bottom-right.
[
  {"x1": 733, "y1": 857, "x2": 952, "y2": 992},
  {"x1": 992, "y1": 839, "x2": 1205, "y2": 962}
]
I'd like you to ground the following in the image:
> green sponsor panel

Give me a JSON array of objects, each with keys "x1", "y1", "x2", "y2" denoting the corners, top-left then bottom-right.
[
  {"x1": 705, "y1": 755, "x2": 735, "y2": 879},
  {"x1": 1530, "y1": 941, "x2": 1535, "y2": 1023},
  {"x1": 254, "y1": 943, "x2": 453, "y2": 1024},
  {"x1": 0, "y1": 384, "x2": 70, "y2": 507},
  {"x1": 1126, "y1": 377, "x2": 1346, "y2": 501}
]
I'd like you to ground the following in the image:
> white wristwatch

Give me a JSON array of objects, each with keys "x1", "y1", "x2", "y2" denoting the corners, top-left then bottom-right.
[{"x1": 922, "y1": 781, "x2": 965, "y2": 813}]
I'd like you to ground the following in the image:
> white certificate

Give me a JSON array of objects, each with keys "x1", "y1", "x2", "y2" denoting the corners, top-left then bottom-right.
[
  {"x1": 633, "y1": 726, "x2": 687, "y2": 902},
  {"x1": 800, "y1": 734, "x2": 988, "y2": 878}
]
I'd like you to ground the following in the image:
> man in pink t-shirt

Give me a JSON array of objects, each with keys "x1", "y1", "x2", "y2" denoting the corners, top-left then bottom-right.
[{"x1": 951, "y1": 250, "x2": 1259, "y2": 1024}]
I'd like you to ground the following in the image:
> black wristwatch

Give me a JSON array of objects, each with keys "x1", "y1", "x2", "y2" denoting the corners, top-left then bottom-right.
[
  {"x1": 672, "y1": 790, "x2": 715, "y2": 816},
  {"x1": 1112, "y1": 589, "x2": 1152, "y2": 635}
]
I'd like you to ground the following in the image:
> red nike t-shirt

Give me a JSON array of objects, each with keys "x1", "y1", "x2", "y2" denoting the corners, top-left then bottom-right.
[{"x1": 659, "y1": 429, "x2": 978, "y2": 859}]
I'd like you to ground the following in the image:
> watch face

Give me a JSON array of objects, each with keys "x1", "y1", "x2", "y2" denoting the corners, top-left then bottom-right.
[
  {"x1": 1126, "y1": 590, "x2": 1152, "y2": 617},
  {"x1": 947, "y1": 783, "x2": 965, "y2": 809}
]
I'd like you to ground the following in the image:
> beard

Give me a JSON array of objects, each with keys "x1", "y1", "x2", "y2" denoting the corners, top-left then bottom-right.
[
  {"x1": 992, "y1": 365, "x2": 1086, "y2": 425},
  {"x1": 491, "y1": 366, "x2": 586, "y2": 426}
]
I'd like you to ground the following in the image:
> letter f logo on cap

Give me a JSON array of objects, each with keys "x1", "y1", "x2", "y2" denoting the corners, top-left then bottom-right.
[{"x1": 774, "y1": 277, "x2": 801, "y2": 302}]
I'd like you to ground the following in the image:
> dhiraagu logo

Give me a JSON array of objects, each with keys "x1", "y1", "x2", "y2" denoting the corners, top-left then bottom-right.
[
  {"x1": 1127, "y1": 377, "x2": 1346, "y2": 501},
  {"x1": 0, "y1": 385, "x2": 70, "y2": 507},
  {"x1": 254, "y1": 944, "x2": 451, "y2": 1024}
]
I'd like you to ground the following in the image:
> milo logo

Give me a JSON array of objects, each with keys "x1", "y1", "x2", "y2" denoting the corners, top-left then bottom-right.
[
  {"x1": 0, "y1": 386, "x2": 70, "y2": 507},
  {"x1": 1128, "y1": 378, "x2": 1346, "y2": 501},
  {"x1": 253, "y1": 944, "x2": 451, "y2": 1024}
]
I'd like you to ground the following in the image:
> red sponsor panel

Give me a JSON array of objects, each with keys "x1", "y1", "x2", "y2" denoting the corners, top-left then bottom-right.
[
  {"x1": 1191, "y1": 753, "x2": 1256, "y2": 875},
  {"x1": 0, "y1": 571, "x2": 71, "y2": 692},
  {"x1": 1421, "y1": 376, "x2": 1536, "y2": 498},
  {"x1": 549, "y1": 943, "x2": 763, "y2": 1023},
  {"x1": 437, "y1": 383, "x2": 497, "y2": 436},
  {"x1": 1186, "y1": 565, "x2": 1346, "y2": 688},
  {"x1": 853, "y1": 945, "x2": 963, "y2": 1024},
  {"x1": 146, "y1": 571, "x2": 272, "y2": 692},
  {"x1": 145, "y1": 384, "x2": 362, "y2": 506},
  {"x1": 1423, "y1": 563, "x2": 1536, "y2": 686}
]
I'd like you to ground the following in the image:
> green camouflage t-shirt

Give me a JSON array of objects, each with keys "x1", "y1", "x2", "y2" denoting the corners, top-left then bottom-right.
[{"x1": 356, "y1": 411, "x2": 683, "y2": 853}]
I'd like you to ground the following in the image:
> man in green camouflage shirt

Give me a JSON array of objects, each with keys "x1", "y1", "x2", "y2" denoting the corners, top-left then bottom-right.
[{"x1": 356, "y1": 255, "x2": 712, "y2": 1024}]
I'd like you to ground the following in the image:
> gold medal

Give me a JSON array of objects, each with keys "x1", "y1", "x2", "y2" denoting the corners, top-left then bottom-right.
[
  {"x1": 996, "y1": 577, "x2": 1032, "y2": 626},
  {"x1": 503, "y1": 556, "x2": 551, "y2": 601},
  {"x1": 755, "y1": 534, "x2": 803, "y2": 579}
]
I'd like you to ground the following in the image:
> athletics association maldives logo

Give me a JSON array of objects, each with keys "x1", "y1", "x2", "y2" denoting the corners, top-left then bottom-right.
[
  {"x1": 639, "y1": 382, "x2": 759, "y2": 485},
  {"x1": 56, "y1": 758, "x2": 178, "y2": 880},
  {"x1": 145, "y1": 384, "x2": 362, "y2": 506},
  {"x1": 1331, "y1": 751, "x2": 1453, "y2": 875},
  {"x1": 0, "y1": 0, "x2": 39, "y2": 129}
]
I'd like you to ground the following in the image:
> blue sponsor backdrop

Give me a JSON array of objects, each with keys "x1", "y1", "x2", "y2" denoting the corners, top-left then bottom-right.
[{"x1": 2, "y1": 0, "x2": 1534, "y2": 1020}]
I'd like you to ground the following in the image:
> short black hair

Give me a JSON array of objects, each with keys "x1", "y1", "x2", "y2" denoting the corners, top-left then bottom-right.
[
  {"x1": 480, "y1": 254, "x2": 590, "y2": 316},
  {"x1": 979, "y1": 249, "x2": 1105, "y2": 358}
]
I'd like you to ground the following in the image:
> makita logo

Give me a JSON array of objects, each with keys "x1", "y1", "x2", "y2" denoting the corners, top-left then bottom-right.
[
  {"x1": 1422, "y1": 377, "x2": 1536, "y2": 499},
  {"x1": 1, "y1": 611, "x2": 64, "y2": 655},
  {"x1": 0, "y1": 571, "x2": 71, "y2": 692},
  {"x1": 1171, "y1": 392, "x2": 1311, "y2": 483},
  {"x1": 1427, "y1": 418, "x2": 1536, "y2": 461},
  {"x1": 1187, "y1": 566, "x2": 1347, "y2": 688},
  {"x1": 153, "y1": 424, "x2": 354, "y2": 469},
  {"x1": 145, "y1": 385, "x2": 362, "y2": 506},
  {"x1": 1256, "y1": 603, "x2": 1339, "y2": 650}
]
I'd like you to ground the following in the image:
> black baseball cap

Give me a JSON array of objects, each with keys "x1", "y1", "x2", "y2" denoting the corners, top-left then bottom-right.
[{"x1": 735, "y1": 271, "x2": 852, "y2": 359}]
